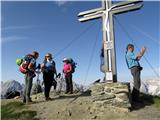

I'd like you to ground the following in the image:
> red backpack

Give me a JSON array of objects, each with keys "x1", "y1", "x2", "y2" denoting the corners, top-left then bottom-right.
[{"x1": 19, "y1": 54, "x2": 34, "y2": 74}]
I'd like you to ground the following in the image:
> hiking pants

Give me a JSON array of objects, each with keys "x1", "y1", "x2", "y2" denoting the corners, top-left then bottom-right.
[
  {"x1": 43, "y1": 71, "x2": 54, "y2": 98},
  {"x1": 23, "y1": 74, "x2": 33, "y2": 103},
  {"x1": 130, "y1": 66, "x2": 141, "y2": 99},
  {"x1": 65, "y1": 74, "x2": 73, "y2": 93}
]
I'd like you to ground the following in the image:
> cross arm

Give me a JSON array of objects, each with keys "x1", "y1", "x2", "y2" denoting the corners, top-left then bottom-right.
[
  {"x1": 112, "y1": 0, "x2": 143, "y2": 9},
  {"x1": 78, "y1": 13, "x2": 102, "y2": 22},
  {"x1": 112, "y1": 3, "x2": 143, "y2": 15},
  {"x1": 78, "y1": 7, "x2": 104, "y2": 17}
]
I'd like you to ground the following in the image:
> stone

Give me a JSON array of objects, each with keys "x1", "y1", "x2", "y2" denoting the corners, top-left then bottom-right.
[
  {"x1": 92, "y1": 94, "x2": 115, "y2": 102},
  {"x1": 91, "y1": 83, "x2": 104, "y2": 93},
  {"x1": 68, "y1": 110, "x2": 72, "y2": 116},
  {"x1": 112, "y1": 99, "x2": 131, "y2": 108},
  {"x1": 104, "y1": 87, "x2": 112, "y2": 93},
  {"x1": 90, "y1": 82, "x2": 131, "y2": 112},
  {"x1": 112, "y1": 88, "x2": 129, "y2": 94},
  {"x1": 31, "y1": 83, "x2": 43, "y2": 95},
  {"x1": 91, "y1": 115, "x2": 97, "y2": 119},
  {"x1": 14, "y1": 96, "x2": 21, "y2": 99},
  {"x1": 115, "y1": 93, "x2": 129, "y2": 101},
  {"x1": 92, "y1": 91, "x2": 105, "y2": 96}
]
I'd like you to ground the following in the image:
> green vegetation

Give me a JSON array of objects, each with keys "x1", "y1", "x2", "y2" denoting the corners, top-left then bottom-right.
[
  {"x1": 1, "y1": 101, "x2": 38, "y2": 120},
  {"x1": 153, "y1": 97, "x2": 160, "y2": 108}
]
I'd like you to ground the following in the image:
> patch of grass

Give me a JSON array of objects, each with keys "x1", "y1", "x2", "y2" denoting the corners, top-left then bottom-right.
[
  {"x1": 153, "y1": 97, "x2": 160, "y2": 108},
  {"x1": 1, "y1": 101, "x2": 39, "y2": 120}
]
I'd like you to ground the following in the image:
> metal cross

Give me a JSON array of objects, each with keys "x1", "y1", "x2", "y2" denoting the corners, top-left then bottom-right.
[{"x1": 78, "y1": 0, "x2": 143, "y2": 82}]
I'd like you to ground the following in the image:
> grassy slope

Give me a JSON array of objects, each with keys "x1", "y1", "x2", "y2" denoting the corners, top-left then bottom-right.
[{"x1": 1, "y1": 101, "x2": 38, "y2": 120}]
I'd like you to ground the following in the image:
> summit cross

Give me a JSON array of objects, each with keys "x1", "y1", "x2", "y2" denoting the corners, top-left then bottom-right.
[{"x1": 78, "y1": 0, "x2": 143, "y2": 82}]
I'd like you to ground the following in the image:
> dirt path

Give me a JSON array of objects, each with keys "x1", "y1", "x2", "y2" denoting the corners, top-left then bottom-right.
[{"x1": 27, "y1": 92, "x2": 160, "y2": 120}]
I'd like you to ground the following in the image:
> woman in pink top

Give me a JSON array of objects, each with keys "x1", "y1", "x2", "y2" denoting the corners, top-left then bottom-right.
[{"x1": 63, "y1": 58, "x2": 73, "y2": 94}]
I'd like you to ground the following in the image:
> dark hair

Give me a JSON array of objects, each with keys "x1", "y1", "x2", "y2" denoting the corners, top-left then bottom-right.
[
  {"x1": 32, "y1": 51, "x2": 39, "y2": 55},
  {"x1": 126, "y1": 44, "x2": 134, "y2": 50},
  {"x1": 32, "y1": 51, "x2": 39, "y2": 58}
]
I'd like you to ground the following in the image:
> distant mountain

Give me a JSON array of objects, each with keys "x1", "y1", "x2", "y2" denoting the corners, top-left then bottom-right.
[
  {"x1": 2, "y1": 78, "x2": 158, "y2": 99},
  {"x1": 1, "y1": 80, "x2": 23, "y2": 99},
  {"x1": 130, "y1": 79, "x2": 160, "y2": 96},
  {"x1": 50, "y1": 77, "x2": 84, "y2": 93}
]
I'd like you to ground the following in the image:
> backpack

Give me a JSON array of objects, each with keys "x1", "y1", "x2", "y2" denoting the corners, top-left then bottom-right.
[
  {"x1": 68, "y1": 58, "x2": 77, "y2": 73},
  {"x1": 16, "y1": 54, "x2": 34, "y2": 74},
  {"x1": 16, "y1": 58, "x2": 23, "y2": 66}
]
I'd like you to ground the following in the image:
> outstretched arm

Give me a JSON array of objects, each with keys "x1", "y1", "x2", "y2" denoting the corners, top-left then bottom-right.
[{"x1": 137, "y1": 47, "x2": 146, "y2": 60}]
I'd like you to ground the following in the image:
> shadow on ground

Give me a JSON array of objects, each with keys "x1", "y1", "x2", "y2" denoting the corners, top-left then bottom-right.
[
  {"x1": 30, "y1": 90, "x2": 92, "y2": 104},
  {"x1": 131, "y1": 93, "x2": 160, "y2": 111}
]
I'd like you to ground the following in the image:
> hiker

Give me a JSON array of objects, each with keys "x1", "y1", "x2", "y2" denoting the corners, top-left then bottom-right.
[
  {"x1": 63, "y1": 58, "x2": 73, "y2": 94},
  {"x1": 125, "y1": 44, "x2": 146, "y2": 103},
  {"x1": 41, "y1": 53, "x2": 57, "y2": 100},
  {"x1": 100, "y1": 43, "x2": 107, "y2": 81},
  {"x1": 23, "y1": 51, "x2": 39, "y2": 104}
]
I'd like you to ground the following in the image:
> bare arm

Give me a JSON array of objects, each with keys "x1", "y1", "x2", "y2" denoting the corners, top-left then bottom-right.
[
  {"x1": 28, "y1": 63, "x2": 35, "y2": 72},
  {"x1": 137, "y1": 47, "x2": 146, "y2": 60}
]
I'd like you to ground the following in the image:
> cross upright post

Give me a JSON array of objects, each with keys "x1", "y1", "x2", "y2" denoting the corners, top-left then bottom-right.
[{"x1": 78, "y1": 0, "x2": 143, "y2": 82}]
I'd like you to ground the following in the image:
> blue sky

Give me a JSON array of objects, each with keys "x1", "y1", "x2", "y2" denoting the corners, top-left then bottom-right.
[{"x1": 1, "y1": 1, "x2": 160, "y2": 85}]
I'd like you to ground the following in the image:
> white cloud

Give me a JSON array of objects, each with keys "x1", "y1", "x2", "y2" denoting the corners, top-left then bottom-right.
[
  {"x1": 1, "y1": 36, "x2": 28, "y2": 43},
  {"x1": 55, "y1": 1, "x2": 68, "y2": 7}
]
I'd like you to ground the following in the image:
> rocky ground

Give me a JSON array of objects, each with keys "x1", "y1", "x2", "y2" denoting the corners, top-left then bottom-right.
[{"x1": 2, "y1": 91, "x2": 160, "y2": 120}]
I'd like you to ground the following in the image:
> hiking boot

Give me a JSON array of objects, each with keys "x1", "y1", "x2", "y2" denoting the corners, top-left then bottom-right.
[
  {"x1": 23, "y1": 98, "x2": 26, "y2": 103},
  {"x1": 45, "y1": 97, "x2": 52, "y2": 101},
  {"x1": 28, "y1": 98, "x2": 32, "y2": 102},
  {"x1": 65, "y1": 91, "x2": 69, "y2": 94},
  {"x1": 69, "y1": 91, "x2": 73, "y2": 94}
]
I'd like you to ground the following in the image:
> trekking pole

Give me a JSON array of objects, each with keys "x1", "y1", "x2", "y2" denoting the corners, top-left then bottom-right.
[
  {"x1": 35, "y1": 68, "x2": 41, "y2": 100},
  {"x1": 59, "y1": 73, "x2": 63, "y2": 94}
]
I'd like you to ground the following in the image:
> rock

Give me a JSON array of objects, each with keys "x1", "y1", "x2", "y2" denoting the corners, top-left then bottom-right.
[
  {"x1": 112, "y1": 99, "x2": 131, "y2": 108},
  {"x1": 115, "y1": 93, "x2": 129, "y2": 101},
  {"x1": 93, "y1": 79, "x2": 101, "y2": 84},
  {"x1": 112, "y1": 88, "x2": 129, "y2": 94},
  {"x1": 91, "y1": 82, "x2": 131, "y2": 112},
  {"x1": 91, "y1": 115, "x2": 97, "y2": 119},
  {"x1": 87, "y1": 106, "x2": 91, "y2": 110},
  {"x1": 14, "y1": 96, "x2": 21, "y2": 99},
  {"x1": 31, "y1": 83, "x2": 43, "y2": 95},
  {"x1": 79, "y1": 102, "x2": 82, "y2": 105},
  {"x1": 68, "y1": 110, "x2": 72, "y2": 116},
  {"x1": 104, "y1": 87, "x2": 111, "y2": 92},
  {"x1": 92, "y1": 94, "x2": 115, "y2": 102}
]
